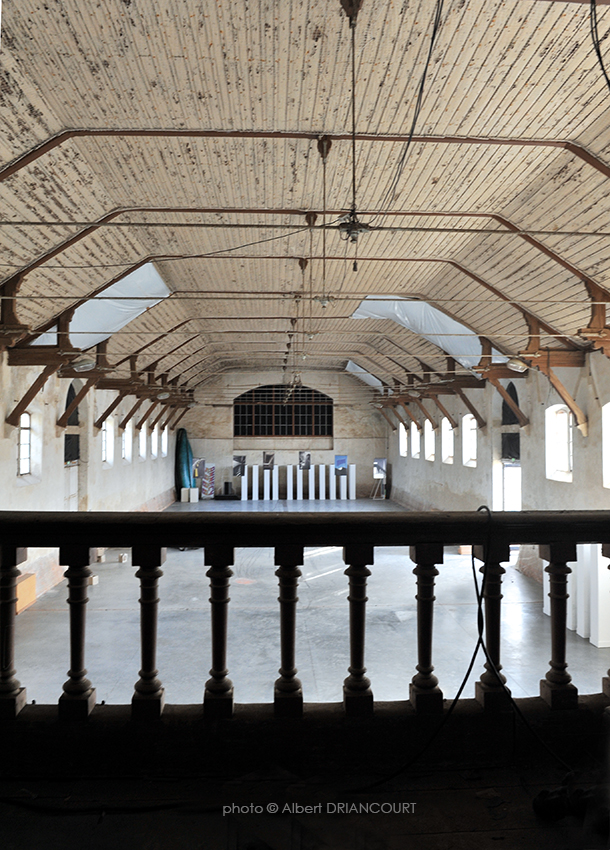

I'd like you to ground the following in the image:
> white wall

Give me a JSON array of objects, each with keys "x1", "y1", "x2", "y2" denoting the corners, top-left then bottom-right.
[
  {"x1": 178, "y1": 369, "x2": 387, "y2": 498},
  {"x1": 0, "y1": 353, "x2": 177, "y2": 594}
]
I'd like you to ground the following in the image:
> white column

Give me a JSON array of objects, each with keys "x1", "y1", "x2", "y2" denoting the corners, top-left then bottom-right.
[
  {"x1": 328, "y1": 465, "x2": 336, "y2": 500},
  {"x1": 308, "y1": 466, "x2": 316, "y2": 500},
  {"x1": 319, "y1": 464, "x2": 326, "y2": 500},
  {"x1": 589, "y1": 545, "x2": 610, "y2": 647},
  {"x1": 272, "y1": 466, "x2": 279, "y2": 500},
  {"x1": 241, "y1": 466, "x2": 249, "y2": 501},
  {"x1": 252, "y1": 465, "x2": 259, "y2": 501},
  {"x1": 543, "y1": 569, "x2": 550, "y2": 617},
  {"x1": 286, "y1": 465, "x2": 294, "y2": 500},
  {"x1": 263, "y1": 468, "x2": 271, "y2": 501},
  {"x1": 574, "y1": 544, "x2": 591, "y2": 638},
  {"x1": 296, "y1": 467, "x2": 304, "y2": 500},
  {"x1": 348, "y1": 464, "x2": 356, "y2": 500},
  {"x1": 340, "y1": 474, "x2": 347, "y2": 500}
]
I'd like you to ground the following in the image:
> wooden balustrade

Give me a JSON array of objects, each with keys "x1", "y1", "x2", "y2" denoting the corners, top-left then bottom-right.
[
  {"x1": 409, "y1": 543, "x2": 443, "y2": 713},
  {"x1": 0, "y1": 510, "x2": 607, "y2": 720},
  {"x1": 343, "y1": 545, "x2": 374, "y2": 717},
  {"x1": 274, "y1": 545, "x2": 304, "y2": 718},
  {"x1": 204, "y1": 545, "x2": 234, "y2": 720},
  {"x1": 474, "y1": 541, "x2": 511, "y2": 711},
  {"x1": 0, "y1": 546, "x2": 28, "y2": 718},
  {"x1": 132, "y1": 545, "x2": 166, "y2": 720},
  {"x1": 539, "y1": 543, "x2": 578, "y2": 710},
  {"x1": 58, "y1": 545, "x2": 96, "y2": 720}
]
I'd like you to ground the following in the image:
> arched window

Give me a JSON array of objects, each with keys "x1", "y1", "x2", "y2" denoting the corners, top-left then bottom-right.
[
  {"x1": 501, "y1": 382, "x2": 520, "y2": 425},
  {"x1": 233, "y1": 385, "x2": 333, "y2": 437},
  {"x1": 18, "y1": 412, "x2": 32, "y2": 476},
  {"x1": 424, "y1": 419, "x2": 435, "y2": 461},
  {"x1": 545, "y1": 404, "x2": 573, "y2": 482},
  {"x1": 410, "y1": 421, "x2": 421, "y2": 458},
  {"x1": 441, "y1": 416, "x2": 454, "y2": 464},
  {"x1": 122, "y1": 419, "x2": 133, "y2": 463},
  {"x1": 398, "y1": 422, "x2": 407, "y2": 457},
  {"x1": 462, "y1": 414, "x2": 477, "y2": 467},
  {"x1": 64, "y1": 383, "x2": 80, "y2": 465}
]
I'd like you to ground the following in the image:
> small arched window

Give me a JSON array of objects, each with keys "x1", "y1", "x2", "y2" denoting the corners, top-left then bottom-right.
[
  {"x1": 18, "y1": 412, "x2": 32, "y2": 476},
  {"x1": 501, "y1": 382, "x2": 520, "y2": 425},
  {"x1": 545, "y1": 404, "x2": 573, "y2": 482},
  {"x1": 462, "y1": 414, "x2": 477, "y2": 467},
  {"x1": 424, "y1": 419, "x2": 436, "y2": 462},
  {"x1": 441, "y1": 416, "x2": 454, "y2": 464},
  {"x1": 410, "y1": 421, "x2": 421, "y2": 458},
  {"x1": 64, "y1": 383, "x2": 80, "y2": 465}
]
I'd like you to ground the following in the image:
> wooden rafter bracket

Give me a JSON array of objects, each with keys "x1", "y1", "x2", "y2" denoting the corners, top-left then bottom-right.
[
  {"x1": 5, "y1": 364, "x2": 59, "y2": 427},
  {"x1": 430, "y1": 396, "x2": 458, "y2": 430},
  {"x1": 517, "y1": 349, "x2": 586, "y2": 369},
  {"x1": 536, "y1": 362, "x2": 588, "y2": 436},
  {"x1": 487, "y1": 376, "x2": 529, "y2": 428},
  {"x1": 7, "y1": 345, "x2": 75, "y2": 368},
  {"x1": 375, "y1": 406, "x2": 398, "y2": 432},
  {"x1": 56, "y1": 378, "x2": 98, "y2": 428},
  {"x1": 454, "y1": 388, "x2": 486, "y2": 429},
  {"x1": 411, "y1": 398, "x2": 437, "y2": 429},
  {"x1": 0, "y1": 273, "x2": 30, "y2": 350}
]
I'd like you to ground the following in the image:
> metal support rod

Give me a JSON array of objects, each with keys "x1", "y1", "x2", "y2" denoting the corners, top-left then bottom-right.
[
  {"x1": 0, "y1": 547, "x2": 28, "y2": 718},
  {"x1": 539, "y1": 543, "x2": 578, "y2": 710},
  {"x1": 274, "y1": 546, "x2": 304, "y2": 717},
  {"x1": 204, "y1": 546, "x2": 234, "y2": 720},
  {"x1": 409, "y1": 544, "x2": 444, "y2": 713},
  {"x1": 58, "y1": 545, "x2": 96, "y2": 720},
  {"x1": 343, "y1": 545, "x2": 374, "y2": 717},
  {"x1": 132, "y1": 546, "x2": 166, "y2": 720}
]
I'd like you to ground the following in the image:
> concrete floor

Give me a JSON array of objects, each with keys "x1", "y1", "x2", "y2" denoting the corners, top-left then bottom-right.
[{"x1": 13, "y1": 499, "x2": 610, "y2": 706}]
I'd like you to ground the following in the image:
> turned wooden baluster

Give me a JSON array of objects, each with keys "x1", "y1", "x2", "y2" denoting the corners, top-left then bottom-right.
[
  {"x1": 0, "y1": 546, "x2": 28, "y2": 719},
  {"x1": 132, "y1": 546, "x2": 166, "y2": 721},
  {"x1": 539, "y1": 542, "x2": 578, "y2": 710},
  {"x1": 58, "y1": 545, "x2": 96, "y2": 720},
  {"x1": 409, "y1": 544, "x2": 444, "y2": 713},
  {"x1": 204, "y1": 545, "x2": 234, "y2": 720},
  {"x1": 274, "y1": 545, "x2": 304, "y2": 717},
  {"x1": 474, "y1": 540, "x2": 511, "y2": 710},
  {"x1": 343, "y1": 545, "x2": 374, "y2": 717}
]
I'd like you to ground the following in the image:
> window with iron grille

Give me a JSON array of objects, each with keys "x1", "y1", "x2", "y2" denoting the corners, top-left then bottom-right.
[{"x1": 234, "y1": 385, "x2": 333, "y2": 437}]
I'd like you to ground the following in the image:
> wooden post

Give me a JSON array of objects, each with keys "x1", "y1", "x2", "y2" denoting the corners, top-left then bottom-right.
[
  {"x1": 343, "y1": 545, "x2": 374, "y2": 717},
  {"x1": 0, "y1": 546, "x2": 28, "y2": 719},
  {"x1": 539, "y1": 542, "x2": 578, "y2": 710},
  {"x1": 274, "y1": 545, "x2": 304, "y2": 718},
  {"x1": 204, "y1": 546, "x2": 234, "y2": 720},
  {"x1": 58, "y1": 545, "x2": 96, "y2": 720},
  {"x1": 132, "y1": 546, "x2": 166, "y2": 721},
  {"x1": 474, "y1": 541, "x2": 511, "y2": 710},
  {"x1": 409, "y1": 544, "x2": 444, "y2": 713}
]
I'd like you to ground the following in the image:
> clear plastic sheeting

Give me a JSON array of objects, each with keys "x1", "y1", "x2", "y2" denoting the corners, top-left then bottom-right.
[
  {"x1": 345, "y1": 360, "x2": 384, "y2": 389},
  {"x1": 32, "y1": 263, "x2": 171, "y2": 350},
  {"x1": 351, "y1": 298, "x2": 507, "y2": 373}
]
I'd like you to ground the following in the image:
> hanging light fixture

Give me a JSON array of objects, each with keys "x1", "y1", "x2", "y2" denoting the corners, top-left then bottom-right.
[{"x1": 70, "y1": 352, "x2": 97, "y2": 372}]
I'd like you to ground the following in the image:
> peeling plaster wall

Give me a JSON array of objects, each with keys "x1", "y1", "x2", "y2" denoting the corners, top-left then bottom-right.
[
  {"x1": 181, "y1": 370, "x2": 387, "y2": 498},
  {"x1": 0, "y1": 354, "x2": 176, "y2": 596}
]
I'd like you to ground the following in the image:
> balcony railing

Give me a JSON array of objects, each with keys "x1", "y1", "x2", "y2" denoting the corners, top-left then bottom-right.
[{"x1": 1, "y1": 510, "x2": 610, "y2": 722}]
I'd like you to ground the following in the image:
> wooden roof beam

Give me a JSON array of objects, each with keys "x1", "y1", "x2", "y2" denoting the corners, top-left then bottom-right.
[
  {"x1": 57, "y1": 378, "x2": 97, "y2": 428},
  {"x1": 454, "y1": 388, "x2": 486, "y2": 429},
  {"x1": 430, "y1": 396, "x2": 458, "y2": 430},
  {"x1": 136, "y1": 401, "x2": 160, "y2": 431},
  {"x1": 487, "y1": 376, "x2": 529, "y2": 428},
  {"x1": 94, "y1": 392, "x2": 127, "y2": 430},
  {"x1": 5, "y1": 364, "x2": 59, "y2": 427}
]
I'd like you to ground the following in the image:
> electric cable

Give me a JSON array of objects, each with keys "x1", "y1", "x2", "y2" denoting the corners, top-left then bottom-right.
[
  {"x1": 352, "y1": 506, "x2": 580, "y2": 793},
  {"x1": 590, "y1": 0, "x2": 610, "y2": 96}
]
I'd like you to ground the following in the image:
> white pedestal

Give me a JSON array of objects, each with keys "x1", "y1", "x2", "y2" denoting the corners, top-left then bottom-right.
[
  {"x1": 180, "y1": 488, "x2": 190, "y2": 503},
  {"x1": 263, "y1": 468, "x2": 271, "y2": 500},
  {"x1": 328, "y1": 465, "x2": 336, "y2": 500},
  {"x1": 252, "y1": 465, "x2": 259, "y2": 501},
  {"x1": 272, "y1": 466, "x2": 279, "y2": 500},
  {"x1": 286, "y1": 465, "x2": 294, "y2": 500},
  {"x1": 339, "y1": 475, "x2": 347, "y2": 500},
  {"x1": 296, "y1": 468, "x2": 304, "y2": 500},
  {"x1": 348, "y1": 464, "x2": 356, "y2": 500},
  {"x1": 319, "y1": 464, "x2": 326, "y2": 500},
  {"x1": 308, "y1": 467, "x2": 316, "y2": 500},
  {"x1": 241, "y1": 466, "x2": 249, "y2": 501},
  {"x1": 189, "y1": 487, "x2": 199, "y2": 503}
]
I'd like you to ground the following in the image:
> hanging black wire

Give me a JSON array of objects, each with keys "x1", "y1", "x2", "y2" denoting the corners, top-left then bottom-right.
[
  {"x1": 591, "y1": 0, "x2": 610, "y2": 94},
  {"x1": 370, "y1": 0, "x2": 445, "y2": 225}
]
